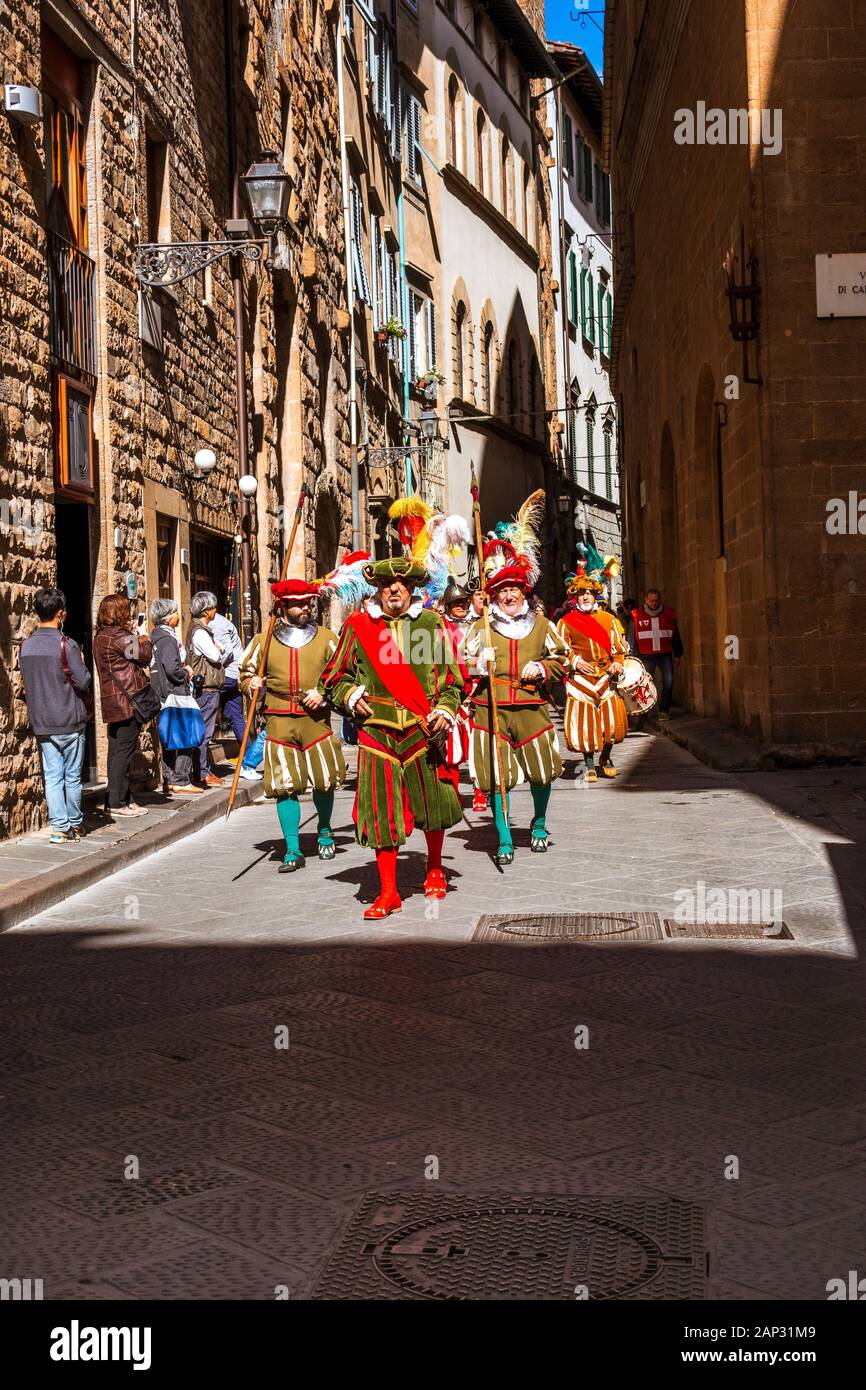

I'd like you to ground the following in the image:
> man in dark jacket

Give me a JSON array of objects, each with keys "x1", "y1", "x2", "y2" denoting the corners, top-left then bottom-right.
[
  {"x1": 19, "y1": 587, "x2": 92, "y2": 842},
  {"x1": 150, "y1": 598, "x2": 203, "y2": 797}
]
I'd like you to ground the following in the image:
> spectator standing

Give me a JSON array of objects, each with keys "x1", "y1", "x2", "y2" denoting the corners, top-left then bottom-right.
[
  {"x1": 186, "y1": 590, "x2": 230, "y2": 787},
  {"x1": 92, "y1": 595, "x2": 154, "y2": 816},
  {"x1": 211, "y1": 608, "x2": 246, "y2": 746},
  {"x1": 149, "y1": 598, "x2": 203, "y2": 797},
  {"x1": 19, "y1": 587, "x2": 92, "y2": 843},
  {"x1": 626, "y1": 589, "x2": 684, "y2": 721}
]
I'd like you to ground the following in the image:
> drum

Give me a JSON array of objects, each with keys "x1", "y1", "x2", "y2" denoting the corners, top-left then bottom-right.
[{"x1": 618, "y1": 656, "x2": 658, "y2": 714}]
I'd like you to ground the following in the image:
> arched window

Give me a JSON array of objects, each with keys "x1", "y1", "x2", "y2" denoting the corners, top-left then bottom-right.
[
  {"x1": 500, "y1": 135, "x2": 513, "y2": 218},
  {"x1": 481, "y1": 321, "x2": 494, "y2": 412},
  {"x1": 522, "y1": 163, "x2": 532, "y2": 243},
  {"x1": 506, "y1": 340, "x2": 519, "y2": 422},
  {"x1": 447, "y1": 74, "x2": 461, "y2": 169},
  {"x1": 528, "y1": 354, "x2": 539, "y2": 438},
  {"x1": 454, "y1": 301, "x2": 466, "y2": 399},
  {"x1": 475, "y1": 108, "x2": 487, "y2": 198}
]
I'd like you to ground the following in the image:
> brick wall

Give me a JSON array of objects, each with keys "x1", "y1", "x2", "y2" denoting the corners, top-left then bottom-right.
[
  {"x1": 607, "y1": 0, "x2": 866, "y2": 755},
  {"x1": 0, "y1": 0, "x2": 348, "y2": 838}
]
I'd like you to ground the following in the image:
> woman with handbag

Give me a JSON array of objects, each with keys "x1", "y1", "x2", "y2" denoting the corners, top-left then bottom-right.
[
  {"x1": 92, "y1": 594, "x2": 156, "y2": 818},
  {"x1": 149, "y1": 598, "x2": 205, "y2": 798}
]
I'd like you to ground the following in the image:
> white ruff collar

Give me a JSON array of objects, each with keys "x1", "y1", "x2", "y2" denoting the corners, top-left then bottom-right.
[
  {"x1": 489, "y1": 602, "x2": 535, "y2": 640},
  {"x1": 366, "y1": 597, "x2": 424, "y2": 620},
  {"x1": 274, "y1": 621, "x2": 317, "y2": 648}
]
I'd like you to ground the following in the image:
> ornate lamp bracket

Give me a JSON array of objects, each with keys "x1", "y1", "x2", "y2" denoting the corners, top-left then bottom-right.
[{"x1": 135, "y1": 237, "x2": 270, "y2": 288}]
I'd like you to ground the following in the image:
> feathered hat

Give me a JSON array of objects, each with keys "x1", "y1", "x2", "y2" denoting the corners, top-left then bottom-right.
[
  {"x1": 483, "y1": 489, "x2": 545, "y2": 592},
  {"x1": 389, "y1": 496, "x2": 434, "y2": 557},
  {"x1": 566, "y1": 567, "x2": 603, "y2": 597},
  {"x1": 389, "y1": 496, "x2": 470, "y2": 603},
  {"x1": 576, "y1": 540, "x2": 621, "y2": 590},
  {"x1": 317, "y1": 551, "x2": 376, "y2": 610}
]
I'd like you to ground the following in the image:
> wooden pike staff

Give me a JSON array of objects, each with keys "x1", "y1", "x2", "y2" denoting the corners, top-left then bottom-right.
[
  {"x1": 470, "y1": 464, "x2": 509, "y2": 833},
  {"x1": 225, "y1": 481, "x2": 308, "y2": 820}
]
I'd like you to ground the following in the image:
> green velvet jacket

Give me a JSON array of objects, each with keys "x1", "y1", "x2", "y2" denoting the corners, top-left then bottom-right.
[{"x1": 319, "y1": 604, "x2": 465, "y2": 733}]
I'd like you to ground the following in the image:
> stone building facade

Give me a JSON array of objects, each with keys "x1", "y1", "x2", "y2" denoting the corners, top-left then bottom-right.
[
  {"x1": 604, "y1": 0, "x2": 866, "y2": 755},
  {"x1": 0, "y1": 0, "x2": 348, "y2": 838},
  {"x1": 547, "y1": 40, "x2": 620, "y2": 595}
]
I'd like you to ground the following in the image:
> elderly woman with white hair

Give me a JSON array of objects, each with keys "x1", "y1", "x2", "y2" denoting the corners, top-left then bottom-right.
[
  {"x1": 186, "y1": 590, "x2": 231, "y2": 788},
  {"x1": 149, "y1": 598, "x2": 202, "y2": 797}
]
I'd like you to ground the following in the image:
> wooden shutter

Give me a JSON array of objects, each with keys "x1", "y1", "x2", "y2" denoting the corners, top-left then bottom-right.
[
  {"x1": 566, "y1": 251, "x2": 577, "y2": 324},
  {"x1": 350, "y1": 180, "x2": 371, "y2": 304},
  {"x1": 579, "y1": 265, "x2": 587, "y2": 333},
  {"x1": 370, "y1": 214, "x2": 380, "y2": 324},
  {"x1": 597, "y1": 281, "x2": 605, "y2": 352},
  {"x1": 425, "y1": 297, "x2": 437, "y2": 368},
  {"x1": 562, "y1": 109, "x2": 574, "y2": 176},
  {"x1": 391, "y1": 79, "x2": 403, "y2": 160},
  {"x1": 55, "y1": 373, "x2": 94, "y2": 497},
  {"x1": 582, "y1": 144, "x2": 593, "y2": 203}
]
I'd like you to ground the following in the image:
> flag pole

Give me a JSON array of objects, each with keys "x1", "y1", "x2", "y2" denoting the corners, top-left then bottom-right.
[
  {"x1": 225, "y1": 481, "x2": 308, "y2": 820},
  {"x1": 470, "y1": 465, "x2": 509, "y2": 834}
]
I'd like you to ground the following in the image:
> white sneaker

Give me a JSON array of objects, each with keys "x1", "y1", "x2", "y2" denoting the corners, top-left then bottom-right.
[{"x1": 239, "y1": 767, "x2": 262, "y2": 781}]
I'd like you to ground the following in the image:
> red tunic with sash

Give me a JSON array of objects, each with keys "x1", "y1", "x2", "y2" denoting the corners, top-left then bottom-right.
[{"x1": 556, "y1": 609, "x2": 629, "y2": 754}]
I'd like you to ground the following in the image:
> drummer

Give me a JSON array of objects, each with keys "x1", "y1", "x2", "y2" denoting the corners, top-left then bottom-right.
[{"x1": 555, "y1": 570, "x2": 629, "y2": 782}]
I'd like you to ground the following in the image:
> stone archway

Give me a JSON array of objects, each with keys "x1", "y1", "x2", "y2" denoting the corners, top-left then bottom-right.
[{"x1": 313, "y1": 480, "x2": 342, "y2": 627}]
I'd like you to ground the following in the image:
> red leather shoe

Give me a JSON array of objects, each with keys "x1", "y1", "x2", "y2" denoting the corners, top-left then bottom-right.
[
  {"x1": 363, "y1": 894, "x2": 402, "y2": 920},
  {"x1": 472, "y1": 788, "x2": 488, "y2": 812},
  {"x1": 424, "y1": 869, "x2": 447, "y2": 899}
]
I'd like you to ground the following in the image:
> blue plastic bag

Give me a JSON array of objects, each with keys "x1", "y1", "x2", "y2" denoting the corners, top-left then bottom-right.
[
  {"x1": 242, "y1": 728, "x2": 266, "y2": 771},
  {"x1": 157, "y1": 693, "x2": 206, "y2": 751}
]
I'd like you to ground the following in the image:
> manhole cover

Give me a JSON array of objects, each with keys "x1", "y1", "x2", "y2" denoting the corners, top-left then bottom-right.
[
  {"x1": 472, "y1": 914, "x2": 793, "y2": 943},
  {"x1": 311, "y1": 1194, "x2": 706, "y2": 1300},
  {"x1": 473, "y1": 913, "x2": 666, "y2": 942},
  {"x1": 663, "y1": 921, "x2": 793, "y2": 940}
]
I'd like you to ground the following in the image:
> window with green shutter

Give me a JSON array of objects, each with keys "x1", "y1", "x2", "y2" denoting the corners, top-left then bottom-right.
[
  {"x1": 567, "y1": 250, "x2": 578, "y2": 326},
  {"x1": 579, "y1": 265, "x2": 587, "y2": 333},
  {"x1": 586, "y1": 416, "x2": 595, "y2": 491},
  {"x1": 562, "y1": 109, "x2": 574, "y2": 177},
  {"x1": 582, "y1": 143, "x2": 593, "y2": 203},
  {"x1": 605, "y1": 292, "x2": 613, "y2": 355},
  {"x1": 575, "y1": 132, "x2": 584, "y2": 198},
  {"x1": 586, "y1": 270, "x2": 595, "y2": 345},
  {"x1": 597, "y1": 281, "x2": 605, "y2": 353}
]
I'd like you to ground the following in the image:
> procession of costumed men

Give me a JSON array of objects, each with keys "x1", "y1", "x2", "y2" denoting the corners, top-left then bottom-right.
[{"x1": 235, "y1": 487, "x2": 642, "y2": 913}]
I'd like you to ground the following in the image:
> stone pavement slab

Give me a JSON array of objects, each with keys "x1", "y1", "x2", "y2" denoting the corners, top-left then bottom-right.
[{"x1": 2, "y1": 729, "x2": 865, "y2": 1299}]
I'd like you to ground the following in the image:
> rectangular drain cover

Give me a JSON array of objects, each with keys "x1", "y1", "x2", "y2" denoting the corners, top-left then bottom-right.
[
  {"x1": 664, "y1": 921, "x2": 792, "y2": 940},
  {"x1": 311, "y1": 1192, "x2": 706, "y2": 1300},
  {"x1": 472, "y1": 913, "x2": 793, "y2": 943}
]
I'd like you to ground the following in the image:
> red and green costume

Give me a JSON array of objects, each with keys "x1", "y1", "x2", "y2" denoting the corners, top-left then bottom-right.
[{"x1": 319, "y1": 572, "x2": 465, "y2": 916}]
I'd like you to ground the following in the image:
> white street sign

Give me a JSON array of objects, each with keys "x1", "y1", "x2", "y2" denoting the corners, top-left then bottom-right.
[{"x1": 816, "y1": 253, "x2": 866, "y2": 318}]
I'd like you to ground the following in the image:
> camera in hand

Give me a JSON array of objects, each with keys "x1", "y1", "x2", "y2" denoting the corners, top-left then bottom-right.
[{"x1": 191, "y1": 674, "x2": 205, "y2": 696}]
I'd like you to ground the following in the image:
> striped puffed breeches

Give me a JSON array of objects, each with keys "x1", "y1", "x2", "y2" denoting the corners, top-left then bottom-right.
[
  {"x1": 354, "y1": 723, "x2": 462, "y2": 849},
  {"x1": 562, "y1": 672, "x2": 629, "y2": 755},
  {"x1": 263, "y1": 713, "x2": 346, "y2": 797},
  {"x1": 469, "y1": 701, "x2": 563, "y2": 793}
]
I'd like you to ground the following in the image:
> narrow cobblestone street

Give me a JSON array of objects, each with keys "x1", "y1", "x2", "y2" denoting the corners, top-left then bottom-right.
[{"x1": 3, "y1": 728, "x2": 865, "y2": 1300}]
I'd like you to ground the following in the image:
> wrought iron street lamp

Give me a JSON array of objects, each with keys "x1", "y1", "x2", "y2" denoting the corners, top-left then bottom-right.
[
  {"x1": 134, "y1": 150, "x2": 292, "y2": 643},
  {"x1": 135, "y1": 151, "x2": 292, "y2": 288}
]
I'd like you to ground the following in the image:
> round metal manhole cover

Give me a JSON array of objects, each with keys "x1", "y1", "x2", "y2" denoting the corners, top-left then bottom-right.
[
  {"x1": 372, "y1": 1204, "x2": 666, "y2": 1300},
  {"x1": 495, "y1": 915, "x2": 645, "y2": 939}
]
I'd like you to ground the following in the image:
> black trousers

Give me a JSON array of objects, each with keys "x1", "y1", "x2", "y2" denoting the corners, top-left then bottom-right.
[{"x1": 106, "y1": 718, "x2": 140, "y2": 808}]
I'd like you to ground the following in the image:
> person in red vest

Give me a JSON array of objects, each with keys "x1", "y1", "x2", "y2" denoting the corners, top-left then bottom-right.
[{"x1": 626, "y1": 589, "x2": 684, "y2": 721}]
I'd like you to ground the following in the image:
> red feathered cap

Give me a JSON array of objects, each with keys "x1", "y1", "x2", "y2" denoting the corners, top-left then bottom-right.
[
  {"x1": 340, "y1": 550, "x2": 371, "y2": 566},
  {"x1": 487, "y1": 563, "x2": 533, "y2": 594},
  {"x1": 271, "y1": 578, "x2": 321, "y2": 603}
]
